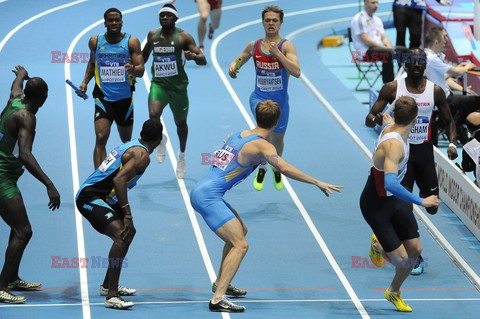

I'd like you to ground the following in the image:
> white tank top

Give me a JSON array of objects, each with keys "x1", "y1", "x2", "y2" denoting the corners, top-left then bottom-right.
[
  {"x1": 395, "y1": 78, "x2": 435, "y2": 144},
  {"x1": 372, "y1": 129, "x2": 410, "y2": 196}
]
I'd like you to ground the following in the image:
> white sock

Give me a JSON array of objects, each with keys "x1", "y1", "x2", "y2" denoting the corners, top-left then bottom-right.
[{"x1": 178, "y1": 151, "x2": 186, "y2": 158}]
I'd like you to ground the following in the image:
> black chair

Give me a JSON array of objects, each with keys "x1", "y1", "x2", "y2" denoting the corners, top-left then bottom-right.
[{"x1": 347, "y1": 27, "x2": 381, "y2": 91}]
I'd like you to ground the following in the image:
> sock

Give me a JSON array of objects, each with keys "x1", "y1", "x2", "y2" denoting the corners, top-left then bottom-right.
[{"x1": 178, "y1": 151, "x2": 186, "y2": 158}]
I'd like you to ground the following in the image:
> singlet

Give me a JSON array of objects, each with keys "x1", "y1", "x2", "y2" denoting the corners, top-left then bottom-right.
[
  {"x1": 395, "y1": 77, "x2": 435, "y2": 144},
  {"x1": 370, "y1": 128, "x2": 410, "y2": 197},
  {"x1": 94, "y1": 33, "x2": 132, "y2": 101},
  {"x1": 203, "y1": 132, "x2": 265, "y2": 193},
  {"x1": 0, "y1": 98, "x2": 25, "y2": 156},
  {"x1": 252, "y1": 38, "x2": 289, "y2": 101},
  {"x1": 76, "y1": 139, "x2": 148, "y2": 204},
  {"x1": 393, "y1": 0, "x2": 426, "y2": 10},
  {"x1": 151, "y1": 28, "x2": 188, "y2": 89}
]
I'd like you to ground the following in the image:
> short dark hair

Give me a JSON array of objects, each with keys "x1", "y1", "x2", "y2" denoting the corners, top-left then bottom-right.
[
  {"x1": 104, "y1": 8, "x2": 122, "y2": 20},
  {"x1": 425, "y1": 29, "x2": 443, "y2": 47},
  {"x1": 394, "y1": 96, "x2": 418, "y2": 126},
  {"x1": 262, "y1": 5, "x2": 283, "y2": 22},
  {"x1": 140, "y1": 119, "x2": 163, "y2": 143},
  {"x1": 255, "y1": 100, "x2": 281, "y2": 129},
  {"x1": 24, "y1": 77, "x2": 48, "y2": 100}
]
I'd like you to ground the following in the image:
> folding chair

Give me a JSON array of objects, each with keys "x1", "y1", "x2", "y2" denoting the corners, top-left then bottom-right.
[{"x1": 347, "y1": 27, "x2": 381, "y2": 91}]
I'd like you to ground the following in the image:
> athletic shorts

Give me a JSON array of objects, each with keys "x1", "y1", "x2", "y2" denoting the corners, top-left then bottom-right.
[
  {"x1": 208, "y1": 0, "x2": 222, "y2": 10},
  {"x1": 360, "y1": 174, "x2": 419, "y2": 253},
  {"x1": 0, "y1": 155, "x2": 24, "y2": 203},
  {"x1": 190, "y1": 179, "x2": 235, "y2": 232},
  {"x1": 94, "y1": 95, "x2": 134, "y2": 127},
  {"x1": 401, "y1": 141, "x2": 438, "y2": 197},
  {"x1": 249, "y1": 92, "x2": 289, "y2": 133},
  {"x1": 76, "y1": 198, "x2": 124, "y2": 233},
  {"x1": 149, "y1": 82, "x2": 189, "y2": 122}
]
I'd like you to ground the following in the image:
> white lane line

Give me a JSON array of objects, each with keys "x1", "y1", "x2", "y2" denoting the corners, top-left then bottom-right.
[
  {"x1": 0, "y1": 0, "x2": 86, "y2": 54},
  {"x1": 284, "y1": 16, "x2": 480, "y2": 291},
  {"x1": 211, "y1": 5, "x2": 375, "y2": 319},
  {"x1": 1, "y1": 296, "x2": 479, "y2": 308},
  {"x1": 65, "y1": 2, "x2": 170, "y2": 319}
]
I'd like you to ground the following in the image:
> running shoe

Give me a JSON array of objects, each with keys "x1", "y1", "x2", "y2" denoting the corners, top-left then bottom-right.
[
  {"x1": 176, "y1": 152, "x2": 186, "y2": 179},
  {"x1": 8, "y1": 279, "x2": 41, "y2": 291},
  {"x1": 385, "y1": 289, "x2": 412, "y2": 312},
  {"x1": 155, "y1": 134, "x2": 168, "y2": 163},
  {"x1": 0, "y1": 290, "x2": 26, "y2": 304},
  {"x1": 209, "y1": 296, "x2": 245, "y2": 312},
  {"x1": 199, "y1": 45, "x2": 204, "y2": 53},
  {"x1": 253, "y1": 168, "x2": 266, "y2": 191},
  {"x1": 369, "y1": 234, "x2": 384, "y2": 268},
  {"x1": 212, "y1": 282, "x2": 247, "y2": 297},
  {"x1": 272, "y1": 167, "x2": 284, "y2": 191},
  {"x1": 410, "y1": 255, "x2": 425, "y2": 276},
  {"x1": 99, "y1": 285, "x2": 136, "y2": 296},
  {"x1": 104, "y1": 295, "x2": 134, "y2": 309},
  {"x1": 208, "y1": 23, "x2": 214, "y2": 39}
]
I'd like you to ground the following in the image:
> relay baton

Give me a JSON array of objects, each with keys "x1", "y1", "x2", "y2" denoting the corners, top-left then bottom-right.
[
  {"x1": 234, "y1": 57, "x2": 242, "y2": 71},
  {"x1": 66, "y1": 79, "x2": 88, "y2": 100},
  {"x1": 382, "y1": 97, "x2": 398, "y2": 115}
]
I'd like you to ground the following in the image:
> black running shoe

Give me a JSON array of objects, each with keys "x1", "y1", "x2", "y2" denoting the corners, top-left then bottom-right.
[
  {"x1": 426, "y1": 206, "x2": 438, "y2": 215},
  {"x1": 212, "y1": 282, "x2": 247, "y2": 297},
  {"x1": 208, "y1": 23, "x2": 214, "y2": 39},
  {"x1": 209, "y1": 296, "x2": 245, "y2": 312}
]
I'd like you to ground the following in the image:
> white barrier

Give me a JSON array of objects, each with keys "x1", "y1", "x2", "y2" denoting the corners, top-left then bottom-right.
[{"x1": 435, "y1": 148, "x2": 480, "y2": 239}]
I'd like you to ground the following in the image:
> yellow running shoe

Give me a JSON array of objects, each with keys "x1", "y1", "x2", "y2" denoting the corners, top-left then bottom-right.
[
  {"x1": 369, "y1": 234, "x2": 384, "y2": 267},
  {"x1": 253, "y1": 168, "x2": 267, "y2": 191},
  {"x1": 385, "y1": 289, "x2": 412, "y2": 312},
  {"x1": 271, "y1": 167, "x2": 284, "y2": 191}
]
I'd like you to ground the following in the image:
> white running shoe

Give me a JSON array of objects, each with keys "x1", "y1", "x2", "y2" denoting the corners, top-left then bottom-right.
[
  {"x1": 104, "y1": 295, "x2": 134, "y2": 309},
  {"x1": 176, "y1": 152, "x2": 186, "y2": 179},
  {"x1": 156, "y1": 134, "x2": 168, "y2": 163},
  {"x1": 99, "y1": 285, "x2": 136, "y2": 296}
]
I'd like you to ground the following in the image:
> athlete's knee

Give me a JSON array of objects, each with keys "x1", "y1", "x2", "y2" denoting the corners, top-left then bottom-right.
[
  {"x1": 234, "y1": 238, "x2": 249, "y2": 255},
  {"x1": 199, "y1": 12, "x2": 208, "y2": 21},
  {"x1": 95, "y1": 130, "x2": 110, "y2": 145},
  {"x1": 14, "y1": 224, "x2": 33, "y2": 244}
]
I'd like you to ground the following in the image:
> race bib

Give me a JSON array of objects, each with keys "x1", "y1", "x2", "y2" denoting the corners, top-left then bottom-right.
[
  {"x1": 154, "y1": 55, "x2": 178, "y2": 77},
  {"x1": 212, "y1": 149, "x2": 235, "y2": 171},
  {"x1": 99, "y1": 58, "x2": 126, "y2": 83},
  {"x1": 409, "y1": 116, "x2": 429, "y2": 144},
  {"x1": 99, "y1": 148, "x2": 120, "y2": 172},
  {"x1": 257, "y1": 71, "x2": 283, "y2": 92}
]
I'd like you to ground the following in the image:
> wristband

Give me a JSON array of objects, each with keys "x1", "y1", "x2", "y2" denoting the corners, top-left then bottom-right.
[
  {"x1": 121, "y1": 203, "x2": 129, "y2": 209},
  {"x1": 124, "y1": 215, "x2": 133, "y2": 220},
  {"x1": 448, "y1": 143, "x2": 456, "y2": 149}
]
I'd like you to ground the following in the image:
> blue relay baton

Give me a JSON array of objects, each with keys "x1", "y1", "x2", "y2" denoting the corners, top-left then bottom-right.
[{"x1": 66, "y1": 79, "x2": 88, "y2": 100}]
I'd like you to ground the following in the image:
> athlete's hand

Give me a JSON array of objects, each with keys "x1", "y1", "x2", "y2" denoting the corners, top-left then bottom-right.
[
  {"x1": 124, "y1": 63, "x2": 136, "y2": 74},
  {"x1": 316, "y1": 181, "x2": 343, "y2": 197},
  {"x1": 12, "y1": 65, "x2": 29, "y2": 80},
  {"x1": 78, "y1": 82, "x2": 87, "y2": 95},
  {"x1": 184, "y1": 50, "x2": 197, "y2": 61},
  {"x1": 46, "y1": 184, "x2": 61, "y2": 211},
  {"x1": 228, "y1": 61, "x2": 240, "y2": 78},
  {"x1": 268, "y1": 41, "x2": 281, "y2": 58},
  {"x1": 421, "y1": 195, "x2": 439, "y2": 208},
  {"x1": 447, "y1": 145, "x2": 458, "y2": 160},
  {"x1": 382, "y1": 113, "x2": 394, "y2": 126},
  {"x1": 120, "y1": 219, "x2": 136, "y2": 242}
]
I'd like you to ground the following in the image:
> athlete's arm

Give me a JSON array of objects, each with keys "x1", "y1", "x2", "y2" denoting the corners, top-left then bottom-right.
[
  {"x1": 142, "y1": 30, "x2": 155, "y2": 64},
  {"x1": 365, "y1": 82, "x2": 396, "y2": 127},
  {"x1": 113, "y1": 147, "x2": 149, "y2": 241},
  {"x1": 10, "y1": 65, "x2": 28, "y2": 100},
  {"x1": 126, "y1": 36, "x2": 145, "y2": 77},
  {"x1": 434, "y1": 84, "x2": 458, "y2": 159},
  {"x1": 269, "y1": 41, "x2": 301, "y2": 78},
  {"x1": 256, "y1": 140, "x2": 343, "y2": 197},
  {"x1": 79, "y1": 36, "x2": 97, "y2": 95},
  {"x1": 228, "y1": 41, "x2": 254, "y2": 79},
  {"x1": 17, "y1": 111, "x2": 60, "y2": 210},
  {"x1": 382, "y1": 139, "x2": 438, "y2": 207},
  {"x1": 182, "y1": 32, "x2": 207, "y2": 65}
]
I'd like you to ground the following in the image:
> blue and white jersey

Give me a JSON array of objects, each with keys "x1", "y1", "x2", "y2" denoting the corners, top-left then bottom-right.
[
  {"x1": 76, "y1": 139, "x2": 148, "y2": 204},
  {"x1": 94, "y1": 33, "x2": 132, "y2": 101}
]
